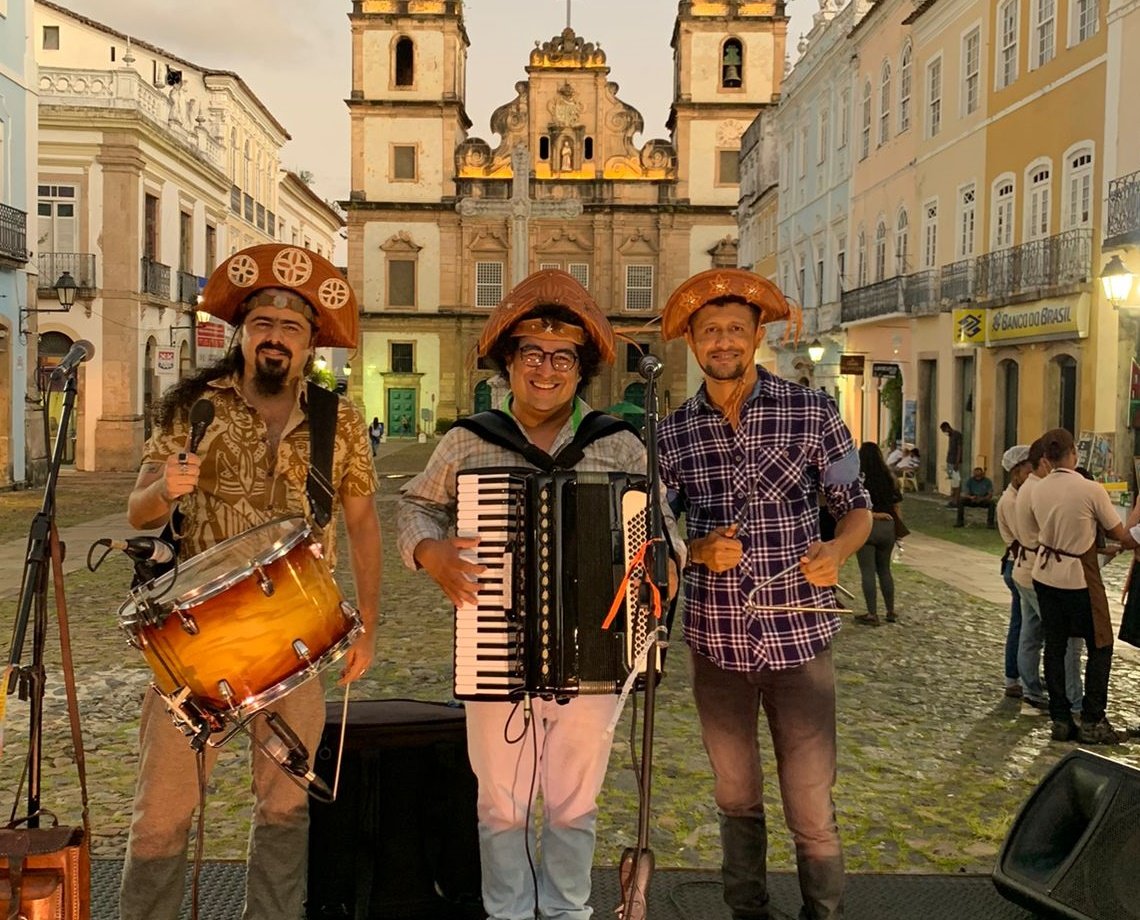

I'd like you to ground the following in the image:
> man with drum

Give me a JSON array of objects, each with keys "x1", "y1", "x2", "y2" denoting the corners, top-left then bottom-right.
[
  {"x1": 120, "y1": 244, "x2": 381, "y2": 920},
  {"x1": 656, "y1": 269, "x2": 871, "y2": 920},
  {"x1": 396, "y1": 269, "x2": 681, "y2": 920}
]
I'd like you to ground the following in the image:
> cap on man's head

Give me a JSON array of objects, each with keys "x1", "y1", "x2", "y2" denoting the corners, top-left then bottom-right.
[
  {"x1": 661, "y1": 269, "x2": 799, "y2": 341},
  {"x1": 477, "y1": 268, "x2": 615, "y2": 363},
  {"x1": 1001, "y1": 444, "x2": 1030, "y2": 472},
  {"x1": 200, "y1": 244, "x2": 358, "y2": 347}
]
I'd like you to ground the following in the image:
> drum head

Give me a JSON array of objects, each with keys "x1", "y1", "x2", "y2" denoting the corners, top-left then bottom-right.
[{"x1": 141, "y1": 516, "x2": 311, "y2": 610}]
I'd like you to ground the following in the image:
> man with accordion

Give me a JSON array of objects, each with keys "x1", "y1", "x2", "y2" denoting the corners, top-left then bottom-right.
[{"x1": 396, "y1": 269, "x2": 681, "y2": 920}]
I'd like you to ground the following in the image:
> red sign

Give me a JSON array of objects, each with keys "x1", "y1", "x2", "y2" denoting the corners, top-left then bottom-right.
[{"x1": 197, "y1": 321, "x2": 227, "y2": 349}]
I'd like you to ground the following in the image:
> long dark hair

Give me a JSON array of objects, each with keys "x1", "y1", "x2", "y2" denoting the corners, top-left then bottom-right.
[
  {"x1": 859, "y1": 441, "x2": 899, "y2": 505},
  {"x1": 483, "y1": 305, "x2": 602, "y2": 394}
]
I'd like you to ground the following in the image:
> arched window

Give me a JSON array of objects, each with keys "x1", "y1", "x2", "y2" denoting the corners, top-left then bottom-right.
[
  {"x1": 874, "y1": 220, "x2": 887, "y2": 281},
  {"x1": 895, "y1": 209, "x2": 909, "y2": 275},
  {"x1": 899, "y1": 42, "x2": 913, "y2": 132},
  {"x1": 879, "y1": 61, "x2": 891, "y2": 145},
  {"x1": 539, "y1": 136, "x2": 550, "y2": 160},
  {"x1": 721, "y1": 38, "x2": 743, "y2": 88},
  {"x1": 1065, "y1": 146, "x2": 1093, "y2": 229},
  {"x1": 395, "y1": 37, "x2": 415, "y2": 87},
  {"x1": 860, "y1": 80, "x2": 872, "y2": 160},
  {"x1": 1026, "y1": 160, "x2": 1052, "y2": 240},
  {"x1": 992, "y1": 176, "x2": 1015, "y2": 249}
]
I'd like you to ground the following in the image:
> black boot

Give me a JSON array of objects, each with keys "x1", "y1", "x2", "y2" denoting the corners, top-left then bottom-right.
[
  {"x1": 720, "y1": 813, "x2": 770, "y2": 919},
  {"x1": 796, "y1": 853, "x2": 846, "y2": 919}
]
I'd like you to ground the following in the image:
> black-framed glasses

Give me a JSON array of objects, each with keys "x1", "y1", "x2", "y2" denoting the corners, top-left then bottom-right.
[{"x1": 517, "y1": 345, "x2": 579, "y2": 372}]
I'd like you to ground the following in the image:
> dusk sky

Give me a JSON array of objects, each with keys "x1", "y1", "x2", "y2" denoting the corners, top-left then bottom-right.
[{"x1": 60, "y1": 0, "x2": 814, "y2": 206}]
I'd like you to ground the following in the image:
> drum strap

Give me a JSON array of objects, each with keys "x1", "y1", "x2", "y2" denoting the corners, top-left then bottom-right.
[
  {"x1": 306, "y1": 382, "x2": 339, "y2": 528},
  {"x1": 453, "y1": 409, "x2": 639, "y2": 471}
]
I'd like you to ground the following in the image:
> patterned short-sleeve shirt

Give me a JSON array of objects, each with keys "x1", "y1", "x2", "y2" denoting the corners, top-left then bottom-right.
[
  {"x1": 657, "y1": 367, "x2": 870, "y2": 673},
  {"x1": 141, "y1": 374, "x2": 377, "y2": 567}
]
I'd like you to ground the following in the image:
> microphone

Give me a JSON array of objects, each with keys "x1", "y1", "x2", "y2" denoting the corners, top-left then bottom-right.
[
  {"x1": 110, "y1": 536, "x2": 176, "y2": 564},
  {"x1": 263, "y1": 712, "x2": 332, "y2": 798},
  {"x1": 50, "y1": 339, "x2": 95, "y2": 379},
  {"x1": 186, "y1": 399, "x2": 215, "y2": 454},
  {"x1": 638, "y1": 353, "x2": 664, "y2": 380}
]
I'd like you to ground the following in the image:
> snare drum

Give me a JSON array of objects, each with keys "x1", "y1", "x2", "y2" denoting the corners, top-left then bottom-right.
[{"x1": 119, "y1": 516, "x2": 362, "y2": 734}]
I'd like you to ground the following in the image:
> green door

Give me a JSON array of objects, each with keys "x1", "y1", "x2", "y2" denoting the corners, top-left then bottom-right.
[
  {"x1": 387, "y1": 388, "x2": 416, "y2": 437},
  {"x1": 473, "y1": 380, "x2": 492, "y2": 414}
]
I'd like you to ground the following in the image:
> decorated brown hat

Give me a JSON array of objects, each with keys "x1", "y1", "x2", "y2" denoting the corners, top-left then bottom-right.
[
  {"x1": 661, "y1": 268, "x2": 797, "y2": 341},
  {"x1": 200, "y1": 244, "x2": 358, "y2": 348},
  {"x1": 477, "y1": 268, "x2": 616, "y2": 364}
]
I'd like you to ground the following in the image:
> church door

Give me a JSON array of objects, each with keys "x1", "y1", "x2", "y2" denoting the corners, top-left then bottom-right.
[
  {"x1": 387, "y1": 388, "x2": 417, "y2": 437},
  {"x1": 473, "y1": 379, "x2": 492, "y2": 414}
]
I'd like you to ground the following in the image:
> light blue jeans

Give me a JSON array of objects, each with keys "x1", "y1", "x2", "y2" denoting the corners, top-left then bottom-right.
[
  {"x1": 1015, "y1": 582, "x2": 1083, "y2": 712},
  {"x1": 466, "y1": 695, "x2": 618, "y2": 920}
]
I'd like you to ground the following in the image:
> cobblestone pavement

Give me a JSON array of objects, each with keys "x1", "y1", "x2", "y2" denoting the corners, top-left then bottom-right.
[{"x1": 2, "y1": 440, "x2": 1140, "y2": 875}]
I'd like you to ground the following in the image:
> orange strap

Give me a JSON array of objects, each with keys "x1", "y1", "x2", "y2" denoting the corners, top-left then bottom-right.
[{"x1": 601, "y1": 538, "x2": 663, "y2": 631}]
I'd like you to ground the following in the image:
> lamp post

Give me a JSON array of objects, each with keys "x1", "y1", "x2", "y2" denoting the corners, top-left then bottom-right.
[
  {"x1": 54, "y1": 271, "x2": 78, "y2": 309},
  {"x1": 807, "y1": 338, "x2": 825, "y2": 363}
]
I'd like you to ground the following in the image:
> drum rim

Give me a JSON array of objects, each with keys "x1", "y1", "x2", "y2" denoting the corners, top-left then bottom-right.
[{"x1": 121, "y1": 516, "x2": 313, "y2": 619}]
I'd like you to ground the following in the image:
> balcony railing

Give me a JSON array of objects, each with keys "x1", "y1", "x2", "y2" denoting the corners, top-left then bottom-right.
[
  {"x1": 38, "y1": 253, "x2": 97, "y2": 293},
  {"x1": 940, "y1": 259, "x2": 975, "y2": 305},
  {"x1": 1107, "y1": 169, "x2": 1140, "y2": 242},
  {"x1": 973, "y1": 229, "x2": 1092, "y2": 303},
  {"x1": 903, "y1": 270, "x2": 940, "y2": 315},
  {"x1": 0, "y1": 203, "x2": 28, "y2": 264},
  {"x1": 176, "y1": 270, "x2": 203, "y2": 304},
  {"x1": 140, "y1": 257, "x2": 172, "y2": 300}
]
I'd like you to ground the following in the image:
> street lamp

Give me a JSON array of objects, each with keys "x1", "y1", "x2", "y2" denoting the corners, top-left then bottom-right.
[
  {"x1": 807, "y1": 338, "x2": 825, "y2": 363},
  {"x1": 54, "y1": 271, "x2": 78, "y2": 310},
  {"x1": 1100, "y1": 255, "x2": 1135, "y2": 309},
  {"x1": 342, "y1": 361, "x2": 352, "y2": 378},
  {"x1": 314, "y1": 356, "x2": 328, "y2": 372}
]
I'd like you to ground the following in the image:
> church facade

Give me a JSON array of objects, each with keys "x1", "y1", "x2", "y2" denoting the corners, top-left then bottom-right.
[{"x1": 345, "y1": 0, "x2": 788, "y2": 433}]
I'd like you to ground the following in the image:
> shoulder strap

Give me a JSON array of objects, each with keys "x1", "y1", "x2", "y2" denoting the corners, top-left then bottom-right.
[
  {"x1": 306, "y1": 382, "x2": 340, "y2": 527},
  {"x1": 551, "y1": 411, "x2": 640, "y2": 468},
  {"x1": 453, "y1": 410, "x2": 558, "y2": 471}
]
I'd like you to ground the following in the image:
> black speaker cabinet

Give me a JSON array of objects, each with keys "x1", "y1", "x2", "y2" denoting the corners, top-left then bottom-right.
[
  {"x1": 993, "y1": 750, "x2": 1140, "y2": 920},
  {"x1": 306, "y1": 699, "x2": 483, "y2": 920}
]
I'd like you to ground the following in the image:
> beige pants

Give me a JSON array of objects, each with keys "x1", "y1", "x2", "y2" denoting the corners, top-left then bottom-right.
[{"x1": 119, "y1": 679, "x2": 325, "y2": 920}]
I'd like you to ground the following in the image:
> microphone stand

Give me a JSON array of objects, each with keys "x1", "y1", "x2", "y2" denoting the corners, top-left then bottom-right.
[
  {"x1": 4, "y1": 367, "x2": 80, "y2": 826},
  {"x1": 618, "y1": 360, "x2": 667, "y2": 920}
]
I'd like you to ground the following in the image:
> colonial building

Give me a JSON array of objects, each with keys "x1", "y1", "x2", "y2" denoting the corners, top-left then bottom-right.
[
  {"x1": 0, "y1": 0, "x2": 37, "y2": 488},
  {"x1": 345, "y1": 0, "x2": 788, "y2": 433},
  {"x1": 29, "y1": 1, "x2": 342, "y2": 475}
]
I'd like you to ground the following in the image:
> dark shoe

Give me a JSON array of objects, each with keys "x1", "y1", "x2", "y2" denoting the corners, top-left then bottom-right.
[
  {"x1": 1051, "y1": 720, "x2": 1078, "y2": 742},
  {"x1": 1021, "y1": 696, "x2": 1048, "y2": 712},
  {"x1": 885, "y1": 612, "x2": 898, "y2": 623},
  {"x1": 1004, "y1": 684, "x2": 1023, "y2": 698},
  {"x1": 1077, "y1": 718, "x2": 1124, "y2": 745},
  {"x1": 853, "y1": 613, "x2": 881, "y2": 626}
]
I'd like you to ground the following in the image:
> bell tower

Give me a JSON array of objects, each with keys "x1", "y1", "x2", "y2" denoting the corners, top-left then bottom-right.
[{"x1": 668, "y1": 0, "x2": 788, "y2": 204}]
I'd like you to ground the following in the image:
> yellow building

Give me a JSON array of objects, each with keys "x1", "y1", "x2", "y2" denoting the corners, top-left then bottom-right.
[{"x1": 346, "y1": 0, "x2": 787, "y2": 432}]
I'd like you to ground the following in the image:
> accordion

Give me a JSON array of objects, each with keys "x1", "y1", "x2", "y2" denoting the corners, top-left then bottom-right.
[{"x1": 454, "y1": 468, "x2": 653, "y2": 701}]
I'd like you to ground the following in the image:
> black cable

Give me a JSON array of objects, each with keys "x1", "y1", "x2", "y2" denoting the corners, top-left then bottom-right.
[
  {"x1": 191, "y1": 746, "x2": 207, "y2": 920},
  {"x1": 502, "y1": 698, "x2": 540, "y2": 920}
]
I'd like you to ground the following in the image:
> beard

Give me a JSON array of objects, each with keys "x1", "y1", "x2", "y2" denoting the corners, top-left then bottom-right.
[
  {"x1": 699, "y1": 355, "x2": 749, "y2": 381},
  {"x1": 252, "y1": 345, "x2": 292, "y2": 396}
]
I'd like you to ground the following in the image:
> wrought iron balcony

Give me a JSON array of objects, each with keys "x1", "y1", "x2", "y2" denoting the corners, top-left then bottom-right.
[
  {"x1": 840, "y1": 270, "x2": 942, "y2": 323},
  {"x1": 0, "y1": 203, "x2": 28, "y2": 265},
  {"x1": 140, "y1": 257, "x2": 172, "y2": 300},
  {"x1": 176, "y1": 270, "x2": 203, "y2": 304},
  {"x1": 903, "y1": 270, "x2": 940, "y2": 315},
  {"x1": 38, "y1": 253, "x2": 97, "y2": 294},
  {"x1": 1106, "y1": 169, "x2": 1140, "y2": 245},
  {"x1": 940, "y1": 259, "x2": 975, "y2": 305},
  {"x1": 973, "y1": 229, "x2": 1092, "y2": 303}
]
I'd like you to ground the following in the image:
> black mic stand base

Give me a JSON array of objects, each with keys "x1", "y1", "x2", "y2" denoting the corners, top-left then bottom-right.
[{"x1": 618, "y1": 845, "x2": 654, "y2": 920}]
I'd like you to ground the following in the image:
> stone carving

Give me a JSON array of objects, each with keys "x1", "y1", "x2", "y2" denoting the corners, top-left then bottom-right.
[
  {"x1": 549, "y1": 83, "x2": 582, "y2": 128},
  {"x1": 716, "y1": 120, "x2": 748, "y2": 146},
  {"x1": 529, "y1": 27, "x2": 607, "y2": 69}
]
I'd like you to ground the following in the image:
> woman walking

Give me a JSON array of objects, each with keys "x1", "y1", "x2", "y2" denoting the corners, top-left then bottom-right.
[{"x1": 854, "y1": 442, "x2": 902, "y2": 626}]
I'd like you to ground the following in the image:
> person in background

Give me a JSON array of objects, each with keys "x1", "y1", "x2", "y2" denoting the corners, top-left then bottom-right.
[
  {"x1": 996, "y1": 445, "x2": 1032, "y2": 700},
  {"x1": 368, "y1": 416, "x2": 383, "y2": 455},
  {"x1": 1012, "y1": 437, "x2": 1084, "y2": 722},
  {"x1": 940, "y1": 421, "x2": 963, "y2": 507},
  {"x1": 656, "y1": 268, "x2": 871, "y2": 920},
  {"x1": 885, "y1": 441, "x2": 905, "y2": 474},
  {"x1": 959, "y1": 466, "x2": 996, "y2": 528},
  {"x1": 853, "y1": 442, "x2": 902, "y2": 626},
  {"x1": 898, "y1": 447, "x2": 920, "y2": 472},
  {"x1": 1029, "y1": 428, "x2": 1136, "y2": 744}
]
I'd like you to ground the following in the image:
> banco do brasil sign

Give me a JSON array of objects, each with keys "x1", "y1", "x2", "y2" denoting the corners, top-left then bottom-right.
[{"x1": 953, "y1": 297, "x2": 1089, "y2": 347}]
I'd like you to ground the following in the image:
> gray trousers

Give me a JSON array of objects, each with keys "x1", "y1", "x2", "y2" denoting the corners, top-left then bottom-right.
[{"x1": 119, "y1": 679, "x2": 325, "y2": 920}]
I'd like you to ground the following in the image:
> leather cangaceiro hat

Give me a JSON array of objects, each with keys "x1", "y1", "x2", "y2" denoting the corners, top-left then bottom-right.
[
  {"x1": 200, "y1": 244, "x2": 358, "y2": 348},
  {"x1": 661, "y1": 268, "x2": 799, "y2": 341}
]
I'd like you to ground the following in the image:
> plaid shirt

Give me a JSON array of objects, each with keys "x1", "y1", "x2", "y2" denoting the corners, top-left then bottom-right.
[
  {"x1": 396, "y1": 398, "x2": 683, "y2": 569},
  {"x1": 657, "y1": 367, "x2": 869, "y2": 673}
]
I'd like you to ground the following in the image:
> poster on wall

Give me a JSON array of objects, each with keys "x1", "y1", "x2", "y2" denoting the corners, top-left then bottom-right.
[
  {"x1": 903, "y1": 400, "x2": 917, "y2": 445},
  {"x1": 1076, "y1": 431, "x2": 1115, "y2": 480},
  {"x1": 155, "y1": 347, "x2": 177, "y2": 380}
]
